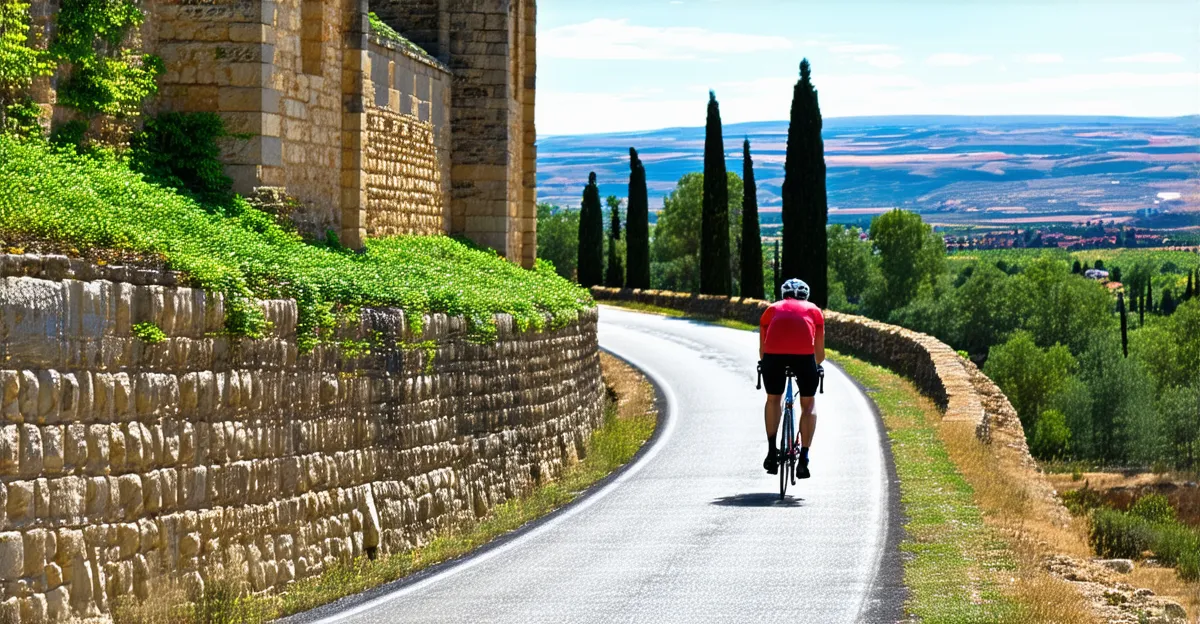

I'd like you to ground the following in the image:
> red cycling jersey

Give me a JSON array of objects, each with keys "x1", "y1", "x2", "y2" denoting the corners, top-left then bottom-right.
[{"x1": 760, "y1": 298, "x2": 825, "y2": 355}]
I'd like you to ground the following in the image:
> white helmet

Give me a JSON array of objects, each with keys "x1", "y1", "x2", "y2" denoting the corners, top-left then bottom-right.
[{"x1": 781, "y1": 278, "x2": 810, "y2": 300}]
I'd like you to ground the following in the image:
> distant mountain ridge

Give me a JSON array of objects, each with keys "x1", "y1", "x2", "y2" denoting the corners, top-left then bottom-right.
[{"x1": 536, "y1": 115, "x2": 1199, "y2": 228}]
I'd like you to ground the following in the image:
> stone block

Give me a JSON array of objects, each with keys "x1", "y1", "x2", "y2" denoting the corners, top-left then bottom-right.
[
  {"x1": 0, "y1": 424, "x2": 18, "y2": 475},
  {"x1": 22, "y1": 529, "x2": 46, "y2": 576},
  {"x1": 0, "y1": 532, "x2": 22, "y2": 580},
  {"x1": 40, "y1": 426, "x2": 63, "y2": 474}
]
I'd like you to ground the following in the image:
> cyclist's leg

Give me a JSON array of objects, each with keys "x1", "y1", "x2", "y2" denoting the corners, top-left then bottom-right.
[
  {"x1": 764, "y1": 394, "x2": 783, "y2": 441},
  {"x1": 799, "y1": 396, "x2": 817, "y2": 448}
]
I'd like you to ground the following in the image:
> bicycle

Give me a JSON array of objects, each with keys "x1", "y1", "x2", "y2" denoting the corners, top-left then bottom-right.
[{"x1": 757, "y1": 362, "x2": 825, "y2": 499}]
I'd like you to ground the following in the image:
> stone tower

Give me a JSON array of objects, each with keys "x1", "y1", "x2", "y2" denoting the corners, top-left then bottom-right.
[
  {"x1": 371, "y1": 0, "x2": 538, "y2": 267},
  {"x1": 33, "y1": 0, "x2": 538, "y2": 267}
]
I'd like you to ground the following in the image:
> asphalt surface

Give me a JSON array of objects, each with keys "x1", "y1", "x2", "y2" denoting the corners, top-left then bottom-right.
[{"x1": 295, "y1": 306, "x2": 904, "y2": 623}]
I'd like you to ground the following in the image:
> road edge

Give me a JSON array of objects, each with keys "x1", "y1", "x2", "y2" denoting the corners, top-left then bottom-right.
[
  {"x1": 277, "y1": 347, "x2": 673, "y2": 624},
  {"x1": 832, "y1": 358, "x2": 910, "y2": 623}
]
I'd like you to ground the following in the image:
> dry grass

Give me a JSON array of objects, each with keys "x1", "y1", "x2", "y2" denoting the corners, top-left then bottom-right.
[
  {"x1": 834, "y1": 351, "x2": 1100, "y2": 623},
  {"x1": 112, "y1": 354, "x2": 658, "y2": 623},
  {"x1": 936, "y1": 420, "x2": 1098, "y2": 623}
]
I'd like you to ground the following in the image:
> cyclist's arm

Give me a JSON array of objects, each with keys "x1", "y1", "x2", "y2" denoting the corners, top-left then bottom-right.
[{"x1": 759, "y1": 307, "x2": 774, "y2": 360}]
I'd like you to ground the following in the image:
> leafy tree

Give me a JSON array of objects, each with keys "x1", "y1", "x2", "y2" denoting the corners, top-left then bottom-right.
[
  {"x1": 954, "y1": 262, "x2": 1029, "y2": 356},
  {"x1": 1112, "y1": 266, "x2": 1123, "y2": 284},
  {"x1": 780, "y1": 59, "x2": 829, "y2": 307},
  {"x1": 1074, "y1": 332, "x2": 1154, "y2": 462},
  {"x1": 625, "y1": 148, "x2": 650, "y2": 289},
  {"x1": 536, "y1": 202, "x2": 579, "y2": 280},
  {"x1": 739, "y1": 139, "x2": 765, "y2": 299},
  {"x1": 1185, "y1": 271, "x2": 1194, "y2": 301},
  {"x1": 605, "y1": 195, "x2": 624, "y2": 287},
  {"x1": 1016, "y1": 257, "x2": 1114, "y2": 354},
  {"x1": 827, "y1": 225, "x2": 876, "y2": 306},
  {"x1": 983, "y1": 331, "x2": 1077, "y2": 432},
  {"x1": 652, "y1": 172, "x2": 742, "y2": 293},
  {"x1": 1072, "y1": 259, "x2": 1082, "y2": 274},
  {"x1": 130, "y1": 112, "x2": 234, "y2": 205},
  {"x1": 700, "y1": 91, "x2": 731, "y2": 296},
  {"x1": 1152, "y1": 383, "x2": 1200, "y2": 469},
  {"x1": 866, "y1": 209, "x2": 945, "y2": 313},
  {"x1": 577, "y1": 172, "x2": 603, "y2": 287},
  {"x1": 772, "y1": 239, "x2": 781, "y2": 299}
]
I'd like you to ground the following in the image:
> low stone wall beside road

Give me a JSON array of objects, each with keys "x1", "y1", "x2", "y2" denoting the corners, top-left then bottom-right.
[
  {"x1": 0, "y1": 254, "x2": 603, "y2": 622},
  {"x1": 590, "y1": 287, "x2": 995, "y2": 440}
]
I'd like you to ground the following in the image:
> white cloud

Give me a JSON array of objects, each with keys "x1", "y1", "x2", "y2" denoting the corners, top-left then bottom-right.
[
  {"x1": 853, "y1": 53, "x2": 905, "y2": 68},
  {"x1": 541, "y1": 18, "x2": 793, "y2": 60},
  {"x1": 1017, "y1": 53, "x2": 1064, "y2": 64},
  {"x1": 1105, "y1": 52, "x2": 1185, "y2": 64},
  {"x1": 829, "y1": 43, "x2": 896, "y2": 54},
  {"x1": 926, "y1": 53, "x2": 992, "y2": 67}
]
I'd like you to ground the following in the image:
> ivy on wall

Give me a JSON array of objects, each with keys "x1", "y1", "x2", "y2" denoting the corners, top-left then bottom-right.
[
  {"x1": 0, "y1": 0, "x2": 53, "y2": 134},
  {"x1": 49, "y1": 0, "x2": 162, "y2": 118}
]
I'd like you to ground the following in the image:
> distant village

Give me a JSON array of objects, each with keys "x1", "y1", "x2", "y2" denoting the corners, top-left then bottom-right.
[{"x1": 942, "y1": 223, "x2": 1194, "y2": 252}]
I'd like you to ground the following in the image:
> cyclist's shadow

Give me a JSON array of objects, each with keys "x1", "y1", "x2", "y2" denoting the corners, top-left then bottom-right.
[{"x1": 710, "y1": 493, "x2": 805, "y2": 508}]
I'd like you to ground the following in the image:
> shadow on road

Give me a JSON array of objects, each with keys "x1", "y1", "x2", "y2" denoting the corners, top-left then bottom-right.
[{"x1": 710, "y1": 493, "x2": 805, "y2": 508}]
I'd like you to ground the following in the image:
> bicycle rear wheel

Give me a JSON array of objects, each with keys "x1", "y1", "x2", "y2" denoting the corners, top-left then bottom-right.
[{"x1": 778, "y1": 408, "x2": 794, "y2": 499}]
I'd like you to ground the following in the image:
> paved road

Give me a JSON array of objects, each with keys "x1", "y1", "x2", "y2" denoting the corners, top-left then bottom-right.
[{"x1": 300, "y1": 306, "x2": 902, "y2": 623}]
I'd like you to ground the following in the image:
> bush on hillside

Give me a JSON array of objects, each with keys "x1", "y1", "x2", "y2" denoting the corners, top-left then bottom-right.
[{"x1": 1089, "y1": 508, "x2": 1153, "y2": 559}]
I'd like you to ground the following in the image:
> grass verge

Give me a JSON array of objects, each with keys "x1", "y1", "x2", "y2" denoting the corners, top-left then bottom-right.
[{"x1": 114, "y1": 353, "x2": 657, "y2": 623}]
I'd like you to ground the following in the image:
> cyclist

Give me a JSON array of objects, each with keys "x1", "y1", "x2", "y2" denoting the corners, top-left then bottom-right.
[{"x1": 759, "y1": 278, "x2": 825, "y2": 478}]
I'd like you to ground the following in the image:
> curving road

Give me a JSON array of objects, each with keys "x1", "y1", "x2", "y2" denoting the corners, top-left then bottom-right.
[{"x1": 293, "y1": 306, "x2": 903, "y2": 624}]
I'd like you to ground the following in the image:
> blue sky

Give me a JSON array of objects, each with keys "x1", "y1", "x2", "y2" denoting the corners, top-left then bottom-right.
[{"x1": 536, "y1": 0, "x2": 1200, "y2": 135}]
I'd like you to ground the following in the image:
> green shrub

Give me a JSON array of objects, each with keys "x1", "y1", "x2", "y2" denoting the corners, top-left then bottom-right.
[
  {"x1": 1060, "y1": 486, "x2": 1105, "y2": 516},
  {"x1": 1030, "y1": 409, "x2": 1071, "y2": 460},
  {"x1": 1178, "y1": 549, "x2": 1200, "y2": 582},
  {"x1": 1129, "y1": 493, "x2": 1176, "y2": 524},
  {"x1": 131, "y1": 322, "x2": 166, "y2": 344},
  {"x1": 130, "y1": 112, "x2": 233, "y2": 205},
  {"x1": 0, "y1": 137, "x2": 593, "y2": 350},
  {"x1": 1089, "y1": 508, "x2": 1154, "y2": 558},
  {"x1": 1148, "y1": 522, "x2": 1200, "y2": 567}
]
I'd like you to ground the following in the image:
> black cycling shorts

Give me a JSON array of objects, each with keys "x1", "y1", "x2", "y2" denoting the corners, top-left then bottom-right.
[{"x1": 761, "y1": 353, "x2": 820, "y2": 397}]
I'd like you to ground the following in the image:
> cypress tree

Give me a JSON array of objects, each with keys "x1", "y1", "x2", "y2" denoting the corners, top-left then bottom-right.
[
  {"x1": 1138, "y1": 286, "x2": 1146, "y2": 326},
  {"x1": 700, "y1": 91, "x2": 731, "y2": 295},
  {"x1": 577, "y1": 172, "x2": 604, "y2": 287},
  {"x1": 1118, "y1": 292, "x2": 1128, "y2": 358},
  {"x1": 625, "y1": 148, "x2": 651, "y2": 289},
  {"x1": 1186, "y1": 271, "x2": 1194, "y2": 301},
  {"x1": 1162, "y1": 289, "x2": 1177, "y2": 315},
  {"x1": 1147, "y1": 279, "x2": 1154, "y2": 314},
  {"x1": 780, "y1": 59, "x2": 829, "y2": 307},
  {"x1": 739, "y1": 139, "x2": 765, "y2": 300},
  {"x1": 605, "y1": 196, "x2": 624, "y2": 288},
  {"x1": 1072, "y1": 260, "x2": 1082, "y2": 274}
]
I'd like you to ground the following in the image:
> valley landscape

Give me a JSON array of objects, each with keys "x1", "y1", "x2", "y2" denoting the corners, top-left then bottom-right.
[{"x1": 538, "y1": 115, "x2": 1200, "y2": 230}]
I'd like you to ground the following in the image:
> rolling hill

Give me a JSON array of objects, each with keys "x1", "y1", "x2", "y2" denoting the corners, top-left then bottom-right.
[{"x1": 536, "y1": 116, "x2": 1199, "y2": 229}]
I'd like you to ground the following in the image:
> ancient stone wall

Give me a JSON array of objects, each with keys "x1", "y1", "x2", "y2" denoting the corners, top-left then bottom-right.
[
  {"x1": 0, "y1": 255, "x2": 603, "y2": 623},
  {"x1": 361, "y1": 38, "x2": 452, "y2": 237}
]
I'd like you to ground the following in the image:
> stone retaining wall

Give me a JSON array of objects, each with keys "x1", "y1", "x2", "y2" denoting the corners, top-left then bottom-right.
[
  {"x1": 590, "y1": 287, "x2": 994, "y2": 440},
  {"x1": 0, "y1": 255, "x2": 603, "y2": 622}
]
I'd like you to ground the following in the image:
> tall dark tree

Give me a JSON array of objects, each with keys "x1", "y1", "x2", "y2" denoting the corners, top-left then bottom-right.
[
  {"x1": 625, "y1": 148, "x2": 651, "y2": 289},
  {"x1": 577, "y1": 172, "x2": 604, "y2": 287},
  {"x1": 1147, "y1": 279, "x2": 1154, "y2": 314},
  {"x1": 773, "y1": 239, "x2": 781, "y2": 299},
  {"x1": 1118, "y1": 292, "x2": 1129, "y2": 358},
  {"x1": 1072, "y1": 260, "x2": 1082, "y2": 274},
  {"x1": 700, "y1": 91, "x2": 731, "y2": 295},
  {"x1": 780, "y1": 59, "x2": 829, "y2": 307},
  {"x1": 1186, "y1": 271, "x2": 1194, "y2": 301},
  {"x1": 605, "y1": 196, "x2": 624, "y2": 287},
  {"x1": 1162, "y1": 289, "x2": 1177, "y2": 315},
  {"x1": 1138, "y1": 286, "x2": 1146, "y2": 326},
  {"x1": 739, "y1": 139, "x2": 765, "y2": 300}
]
